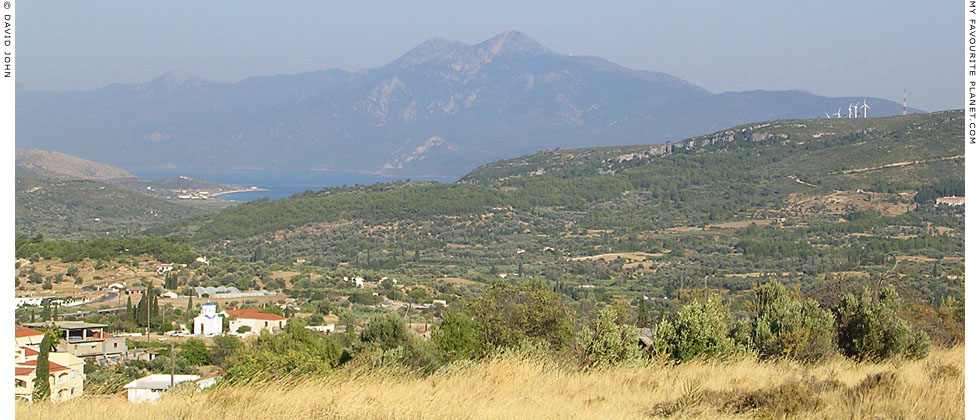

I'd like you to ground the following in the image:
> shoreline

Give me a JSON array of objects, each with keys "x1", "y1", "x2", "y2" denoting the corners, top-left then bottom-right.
[{"x1": 212, "y1": 188, "x2": 269, "y2": 197}]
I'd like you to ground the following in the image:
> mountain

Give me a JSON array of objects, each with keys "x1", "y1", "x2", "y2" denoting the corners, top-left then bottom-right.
[
  {"x1": 17, "y1": 31, "x2": 917, "y2": 178},
  {"x1": 16, "y1": 149, "x2": 136, "y2": 181}
]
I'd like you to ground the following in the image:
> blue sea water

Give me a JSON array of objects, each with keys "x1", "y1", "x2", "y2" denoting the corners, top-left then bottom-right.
[{"x1": 126, "y1": 168, "x2": 457, "y2": 202}]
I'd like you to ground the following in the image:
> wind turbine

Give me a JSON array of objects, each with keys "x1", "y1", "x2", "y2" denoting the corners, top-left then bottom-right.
[
  {"x1": 847, "y1": 104, "x2": 853, "y2": 118},
  {"x1": 826, "y1": 112, "x2": 831, "y2": 119},
  {"x1": 834, "y1": 108, "x2": 842, "y2": 118},
  {"x1": 860, "y1": 99, "x2": 870, "y2": 118}
]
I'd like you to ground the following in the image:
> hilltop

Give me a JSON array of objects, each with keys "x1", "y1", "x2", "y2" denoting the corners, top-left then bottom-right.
[
  {"x1": 17, "y1": 31, "x2": 914, "y2": 177},
  {"x1": 16, "y1": 149, "x2": 136, "y2": 181}
]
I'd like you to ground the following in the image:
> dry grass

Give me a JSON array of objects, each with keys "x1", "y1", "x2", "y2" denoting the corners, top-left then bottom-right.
[{"x1": 16, "y1": 346, "x2": 963, "y2": 420}]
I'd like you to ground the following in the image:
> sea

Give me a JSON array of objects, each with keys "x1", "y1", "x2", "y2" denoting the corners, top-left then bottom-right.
[{"x1": 126, "y1": 168, "x2": 457, "y2": 202}]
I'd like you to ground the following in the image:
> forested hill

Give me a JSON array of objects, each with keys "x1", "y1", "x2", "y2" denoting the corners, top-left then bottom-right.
[
  {"x1": 16, "y1": 175, "x2": 209, "y2": 239},
  {"x1": 156, "y1": 111, "x2": 963, "y2": 246},
  {"x1": 460, "y1": 112, "x2": 962, "y2": 184}
]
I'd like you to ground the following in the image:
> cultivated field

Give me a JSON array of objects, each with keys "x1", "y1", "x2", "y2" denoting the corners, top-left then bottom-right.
[{"x1": 16, "y1": 346, "x2": 964, "y2": 420}]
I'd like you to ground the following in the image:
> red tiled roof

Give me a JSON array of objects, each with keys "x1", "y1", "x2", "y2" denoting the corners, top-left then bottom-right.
[
  {"x1": 18, "y1": 359, "x2": 70, "y2": 373},
  {"x1": 15, "y1": 367, "x2": 34, "y2": 376},
  {"x1": 224, "y1": 309, "x2": 286, "y2": 321},
  {"x1": 15, "y1": 325, "x2": 45, "y2": 338},
  {"x1": 20, "y1": 346, "x2": 39, "y2": 356}
]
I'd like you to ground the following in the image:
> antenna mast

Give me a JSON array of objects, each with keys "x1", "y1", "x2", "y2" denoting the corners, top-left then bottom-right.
[{"x1": 903, "y1": 90, "x2": 907, "y2": 115}]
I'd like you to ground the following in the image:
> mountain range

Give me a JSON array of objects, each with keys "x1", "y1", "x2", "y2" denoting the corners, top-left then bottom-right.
[{"x1": 17, "y1": 30, "x2": 916, "y2": 177}]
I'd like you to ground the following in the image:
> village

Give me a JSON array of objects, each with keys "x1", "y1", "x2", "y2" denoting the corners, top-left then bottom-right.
[{"x1": 13, "y1": 251, "x2": 462, "y2": 403}]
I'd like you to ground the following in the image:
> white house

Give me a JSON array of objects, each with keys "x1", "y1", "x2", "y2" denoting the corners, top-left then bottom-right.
[
  {"x1": 223, "y1": 309, "x2": 286, "y2": 334},
  {"x1": 156, "y1": 264, "x2": 173, "y2": 275},
  {"x1": 195, "y1": 256, "x2": 210, "y2": 266},
  {"x1": 124, "y1": 373, "x2": 219, "y2": 403},
  {"x1": 193, "y1": 303, "x2": 222, "y2": 337},
  {"x1": 305, "y1": 324, "x2": 336, "y2": 334}
]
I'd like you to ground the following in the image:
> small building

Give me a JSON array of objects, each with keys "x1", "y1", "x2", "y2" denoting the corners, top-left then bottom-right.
[
  {"x1": 14, "y1": 325, "x2": 86, "y2": 402},
  {"x1": 305, "y1": 324, "x2": 336, "y2": 334},
  {"x1": 106, "y1": 283, "x2": 126, "y2": 292},
  {"x1": 222, "y1": 309, "x2": 286, "y2": 334},
  {"x1": 23, "y1": 321, "x2": 127, "y2": 363},
  {"x1": 161, "y1": 291, "x2": 180, "y2": 299},
  {"x1": 124, "y1": 373, "x2": 219, "y2": 403},
  {"x1": 432, "y1": 300, "x2": 447, "y2": 307},
  {"x1": 156, "y1": 264, "x2": 174, "y2": 275},
  {"x1": 195, "y1": 256, "x2": 210, "y2": 266},
  {"x1": 936, "y1": 196, "x2": 965, "y2": 206},
  {"x1": 193, "y1": 303, "x2": 223, "y2": 337},
  {"x1": 127, "y1": 286, "x2": 146, "y2": 296}
]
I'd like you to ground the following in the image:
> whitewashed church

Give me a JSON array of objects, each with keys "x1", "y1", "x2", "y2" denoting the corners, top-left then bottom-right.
[{"x1": 193, "y1": 302, "x2": 223, "y2": 336}]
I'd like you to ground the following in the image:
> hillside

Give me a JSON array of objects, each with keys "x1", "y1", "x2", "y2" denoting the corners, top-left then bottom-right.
[
  {"x1": 148, "y1": 112, "x2": 963, "y2": 333},
  {"x1": 17, "y1": 31, "x2": 914, "y2": 177},
  {"x1": 15, "y1": 175, "x2": 210, "y2": 239},
  {"x1": 16, "y1": 149, "x2": 136, "y2": 181}
]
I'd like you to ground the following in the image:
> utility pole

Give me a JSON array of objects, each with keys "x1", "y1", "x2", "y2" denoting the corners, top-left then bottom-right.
[
  {"x1": 170, "y1": 341, "x2": 175, "y2": 387},
  {"x1": 146, "y1": 290, "x2": 151, "y2": 349}
]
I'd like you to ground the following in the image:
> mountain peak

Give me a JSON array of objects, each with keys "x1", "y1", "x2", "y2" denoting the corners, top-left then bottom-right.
[
  {"x1": 396, "y1": 38, "x2": 468, "y2": 66},
  {"x1": 479, "y1": 30, "x2": 551, "y2": 56}
]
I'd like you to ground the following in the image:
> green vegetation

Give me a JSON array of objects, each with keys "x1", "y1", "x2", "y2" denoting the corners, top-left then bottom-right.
[
  {"x1": 16, "y1": 113, "x2": 963, "y2": 399},
  {"x1": 32, "y1": 333, "x2": 53, "y2": 402},
  {"x1": 16, "y1": 175, "x2": 209, "y2": 239}
]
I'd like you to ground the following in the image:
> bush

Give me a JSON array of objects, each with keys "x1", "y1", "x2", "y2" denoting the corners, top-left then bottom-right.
[
  {"x1": 361, "y1": 313, "x2": 413, "y2": 351},
  {"x1": 653, "y1": 295, "x2": 741, "y2": 362},
  {"x1": 225, "y1": 320, "x2": 347, "y2": 382},
  {"x1": 752, "y1": 281, "x2": 836, "y2": 362},
  {"x1": 579, "y1": 307, "x2": 641, "y2": 368},
  {"x1": 431, "y1": 308, "x2": 481, "y2": 361},
  {"x1": 179, "y1": 338, "x2": 212, "y2": 365},
  {"x1": 835, "y1": 286, "x2": 931, "y2": 361},
  {"x1": 466, "y1": 280, "x2": 574, "y2": 352}
]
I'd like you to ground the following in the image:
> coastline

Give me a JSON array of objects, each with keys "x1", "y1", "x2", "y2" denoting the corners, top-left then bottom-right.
[{"x1": 212, "y1": 188, "x2": 269, "y2": 197}]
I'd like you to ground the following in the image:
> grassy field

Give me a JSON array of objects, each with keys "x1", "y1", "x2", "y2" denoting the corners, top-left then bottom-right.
[{"x1": 17, "y1": 346, "x2": 963, "y2": 420}]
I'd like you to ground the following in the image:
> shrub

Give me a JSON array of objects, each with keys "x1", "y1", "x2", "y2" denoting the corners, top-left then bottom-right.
[
  {"x1": 653, "y1": 295, "x2": 740, "y2": 362},
  {"x1": 835, "y1": 286, "x2": 931, "y2": 361},
  {"x1": 431, "y1": 308, "x2": 480, "y2": 361},
  {"x1": 752, "y1": 281, "x2": 836, "y2": 362},
  {"x1": 178, "y1": 338, "x2": 212, "y2": 365},
  {"x1": 579, "y1": 307, "x2": 641, "y2": 368},
  {"x1": 225, "y1": 320, "x2": 346, "y2": 382},
  {"x1": 361, "y1": 313, "x2": 412, "y2": 351},
  {"x1": 466, "y1": 280, "x2": 574, "y2": 352}
]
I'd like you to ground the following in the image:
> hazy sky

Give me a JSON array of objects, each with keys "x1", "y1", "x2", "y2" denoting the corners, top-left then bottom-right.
[{"x1": 18, "y1": 1, "x2": 962, "y2": 111}]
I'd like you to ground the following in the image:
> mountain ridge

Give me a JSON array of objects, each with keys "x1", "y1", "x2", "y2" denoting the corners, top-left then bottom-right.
[{"x1": 17, "y1": 31, "x2": 920, "y2": 177}]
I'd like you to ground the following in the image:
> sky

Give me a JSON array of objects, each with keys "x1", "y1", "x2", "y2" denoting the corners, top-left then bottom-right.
[{"x1": 17, "y1": 1, "x2": 963, "y2": 111}]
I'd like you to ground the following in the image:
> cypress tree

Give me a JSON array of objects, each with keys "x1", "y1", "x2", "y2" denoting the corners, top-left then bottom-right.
[
  {"x1": 30, "y1": 308, "x2": 36, "y2": 322},
  {"x1": 41, "y1": 303, "x2": 51, "y2": 321},
  {"x1": 186, "y1": 296, "x2": 193, "y2": 315},
  {"x1": 125, "y1": 295, "x2": 133, "y2": 322},
  {"x1": 52, "y1": 305, "x2": 58, "y2": 321},
  {"x1": 32, "y1": 334, "x2": 51, "y2": 402},
  {"x1": 636, "y1": 298, "x2": 649, "y2": 328}
]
